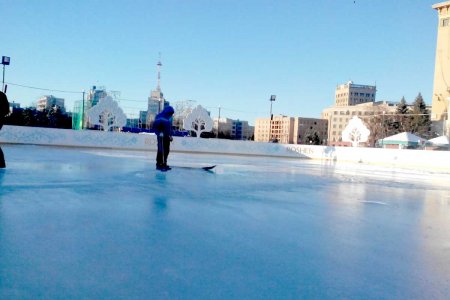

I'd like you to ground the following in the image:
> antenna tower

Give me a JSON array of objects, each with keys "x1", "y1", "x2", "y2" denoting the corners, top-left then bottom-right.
[{"x1": 157, "y1": 52, "x2": 162, "y2": 91}]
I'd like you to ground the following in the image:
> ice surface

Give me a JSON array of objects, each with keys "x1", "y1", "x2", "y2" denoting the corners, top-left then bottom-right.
[{"x1": 1, "y1": 144, "x2": 450, "y2": 299}]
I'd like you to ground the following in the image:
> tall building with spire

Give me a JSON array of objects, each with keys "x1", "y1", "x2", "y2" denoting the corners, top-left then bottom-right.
[
  {"x1": 147, "y1": 58, "x2": 169, "y2": 126},
  {"x1": 432, "y1": 1, "x2": 450, "y2": 135}
]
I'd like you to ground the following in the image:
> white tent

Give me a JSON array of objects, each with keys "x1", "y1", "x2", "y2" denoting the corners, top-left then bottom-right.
[
  {"x1": 428, "y1": 135, "x2": 450, "y2": 145},
  {"x1": 381, "y1": 132, "x2": 427, "y2": 145}
]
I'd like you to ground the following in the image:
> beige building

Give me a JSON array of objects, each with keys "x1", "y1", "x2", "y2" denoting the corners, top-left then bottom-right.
[
  {"x1": 254, "y1": 116, "x2": 327, "y2": 144},
  {"x1": 335, "y1": 81, "x2": 376, "y2": 106},
  {"x1": 432, "y1": 2, "x2": 450, "y2": 135},
  {"x1": 321, "y1": 101, "x2": 397, "y2": 145}
]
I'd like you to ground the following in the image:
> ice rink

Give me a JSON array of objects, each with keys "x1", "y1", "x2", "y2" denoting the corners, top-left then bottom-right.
[{"x1": 1, "y1": 144, "x2": 450, "y2": 299}]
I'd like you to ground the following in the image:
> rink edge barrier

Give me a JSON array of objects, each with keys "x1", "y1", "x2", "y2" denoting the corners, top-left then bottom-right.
[{"x1": 1, "y1": 125, "x2": 449, "y2": 172}]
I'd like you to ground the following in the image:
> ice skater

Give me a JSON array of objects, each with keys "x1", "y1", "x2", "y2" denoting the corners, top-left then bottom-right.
[
  {"x1": 152, "y1": 106, "x2": 175, "y2": 171},
  {"x1": 0, "y1": 91, "x2": 10, "y2": 168}
]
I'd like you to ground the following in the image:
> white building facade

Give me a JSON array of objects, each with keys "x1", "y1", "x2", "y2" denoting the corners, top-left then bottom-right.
[{"x1": 36, "y1": 95, "x2": 65, "y2": 112}]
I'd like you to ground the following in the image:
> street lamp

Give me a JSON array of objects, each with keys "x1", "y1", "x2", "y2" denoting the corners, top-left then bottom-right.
[
  {"x1": 1, "y1": 56, "x2": 10, "y2": 92},
  {"x1": 269, "y1": 95, "x2": 276, "y2": 141},
  {"x1": 381, "y1": 111, "x2": 386, "y2": 148}
]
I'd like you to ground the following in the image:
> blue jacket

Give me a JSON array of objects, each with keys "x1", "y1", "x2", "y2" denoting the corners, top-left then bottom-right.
[{"x1": 153, "y1": 106, "x2": 174, "y2": 137}]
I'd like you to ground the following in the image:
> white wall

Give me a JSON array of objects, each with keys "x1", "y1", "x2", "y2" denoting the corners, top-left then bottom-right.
[{"x1": 1, "y1": 125, "x2": 449, "y2": 172}]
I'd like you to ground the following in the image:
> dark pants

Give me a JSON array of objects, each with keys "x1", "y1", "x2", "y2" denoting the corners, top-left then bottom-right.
[
  {"x1": 156, "y1": 136, "x2": 171, "y2": 167},
  {"x1": 0, "y1": 119, "x2": 4, "y2": 168},
  {"x1": 0, "y1": 148, "x2": 4, "y2": 168}
]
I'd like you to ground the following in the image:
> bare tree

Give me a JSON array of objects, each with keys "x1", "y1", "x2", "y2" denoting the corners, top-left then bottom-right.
[{"x1": 173, "y1": 100, "x2": 196, "y2": 130}]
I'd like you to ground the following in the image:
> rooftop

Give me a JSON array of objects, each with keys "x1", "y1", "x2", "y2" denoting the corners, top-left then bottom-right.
[{"x1": 432, "y1": 1, "x2": 450, "y2": 9}]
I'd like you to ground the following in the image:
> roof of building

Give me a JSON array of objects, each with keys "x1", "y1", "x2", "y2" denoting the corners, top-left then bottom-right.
[{"x1": 432, "y1": 1, "x2": 450, "y2": 9}]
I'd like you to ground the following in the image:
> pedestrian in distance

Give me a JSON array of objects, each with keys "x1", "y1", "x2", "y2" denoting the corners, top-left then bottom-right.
[
  {"x1": 152, "y1": 106, "x2": 175, "y2": 171},
  {"x1": 0, "y1": 91, "x2": 10, "y2": 168}
]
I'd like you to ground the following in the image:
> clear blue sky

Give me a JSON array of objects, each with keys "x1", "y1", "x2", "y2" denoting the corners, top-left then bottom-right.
[{"x1": 0, "y1": 0, "x2": 441, "y2": 124}]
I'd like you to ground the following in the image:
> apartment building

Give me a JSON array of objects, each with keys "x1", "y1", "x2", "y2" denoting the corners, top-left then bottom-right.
[
  {"x1": 254, "y1": 116, "x2": 294, "y2": 143},
  {"x1": 254, "y1": 116, "x2": 327, "y2": 144},
  {"x1": 213, "y1": 117, "x2": 254, "y2": 140},
  {"x1": 36, "y1": 95, "x2": 65, "y2": 112}
]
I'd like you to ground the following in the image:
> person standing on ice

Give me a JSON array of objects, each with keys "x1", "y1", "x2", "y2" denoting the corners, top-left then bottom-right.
[
  {"x1": 152, "y1": 105, "x2": 175, "y2": 171},
  {"x1": 0, "y1": 91, "x2": 10, "y2": 168}
]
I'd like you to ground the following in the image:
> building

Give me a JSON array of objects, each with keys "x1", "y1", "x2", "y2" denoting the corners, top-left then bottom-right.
[
  {"x1": 254, "y1": 116, "x2": 326, "y2": 144},
  {"x1": 320, "y1": 81, "x2": 381, "y2": 145},
  {"x1": 9, "y1": 101, "x2": 20, "y2": 113},
  {"x1": 321, "y1": 101, "x2": 397, "y2": 146},
  {"x1": 139, "y1": 111, "x2": 148, "y2": 129},
  {"x1": 232, "y1": 120, "x2": 254, "y2": 140},
  {"x1": 147, "y1": 59, "x2": 170, "y2": 126},
  {"x1": 126, "y1": 117, "x2": 139, "y2": 128},
  {"x1": 36, "y1": 95, "x2": 65, "y2": 112},
  {"x1": 255, "y1": 116, "x2": 294, "y2": 143},
  {"x1": 335, "y1": 81, "x2": 376, "y2": 106},
  {"x1": 213, "y1": 117, "x2": 254, "y2": 140},
  {"x1": 293, "y1": 118, "x2": 328, "y2": 145},
  {"x1": 432, "y1": 2, "x2": 450, "y2": 135},
  {"x1": 87, "y1": 86, "x2": 107, "y2": 109},
  {"x1": 77, "y1": 86, "x2": 108, "y2": 129}
]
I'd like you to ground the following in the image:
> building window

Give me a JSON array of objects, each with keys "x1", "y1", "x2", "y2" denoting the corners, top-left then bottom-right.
[{"x1": 442, "y1": 18, "x2": 449, "y2": 27}]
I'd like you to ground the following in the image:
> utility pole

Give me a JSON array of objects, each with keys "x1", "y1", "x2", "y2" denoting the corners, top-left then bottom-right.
[{"x1": 217, "y1": 106, "x2": 221, "y2": 138}]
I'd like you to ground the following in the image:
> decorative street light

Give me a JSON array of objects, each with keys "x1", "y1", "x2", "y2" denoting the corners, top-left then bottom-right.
[
  {"x1": 269, "y1": 95, "x2": 276, "y2": 142},
  {"x1": 1, "y1": 56, "x2": 10, "y2": 93}
]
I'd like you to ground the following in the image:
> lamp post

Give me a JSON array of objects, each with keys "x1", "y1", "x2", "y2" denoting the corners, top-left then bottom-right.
[
  {"x1": 381, "y1": 111, "x2": 386, "y2": 148},
  {"x1": 269, "y1": 95, "x2": 276, "y2": 142},
  {"x1": 1, "y1": 56, "x2": 10, "y2": 93}
]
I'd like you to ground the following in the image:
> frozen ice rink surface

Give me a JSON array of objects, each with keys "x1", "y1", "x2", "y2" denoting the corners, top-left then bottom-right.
[{"x1": 1, "y1": 144, "x2": 450, "y2": 299}]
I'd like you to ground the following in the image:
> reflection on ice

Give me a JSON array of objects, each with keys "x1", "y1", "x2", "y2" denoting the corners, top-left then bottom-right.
[{"x1": 0, "y1": 144, "x2": 450, "y2": 299}]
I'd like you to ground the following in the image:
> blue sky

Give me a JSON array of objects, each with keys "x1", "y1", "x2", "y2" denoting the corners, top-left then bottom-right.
[{"x1": 0, "y1": 0, "x2": 441, "y2": 124}]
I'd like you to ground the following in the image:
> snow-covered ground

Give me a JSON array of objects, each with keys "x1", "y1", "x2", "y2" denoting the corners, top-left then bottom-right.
[{"x1": 1, "y1": 144, "x2": 449, "y2": 299}]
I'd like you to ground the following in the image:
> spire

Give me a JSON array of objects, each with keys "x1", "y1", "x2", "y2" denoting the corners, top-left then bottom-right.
[{"x1": 156, "y1": 52, "x2": 162, "y2": 91}]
